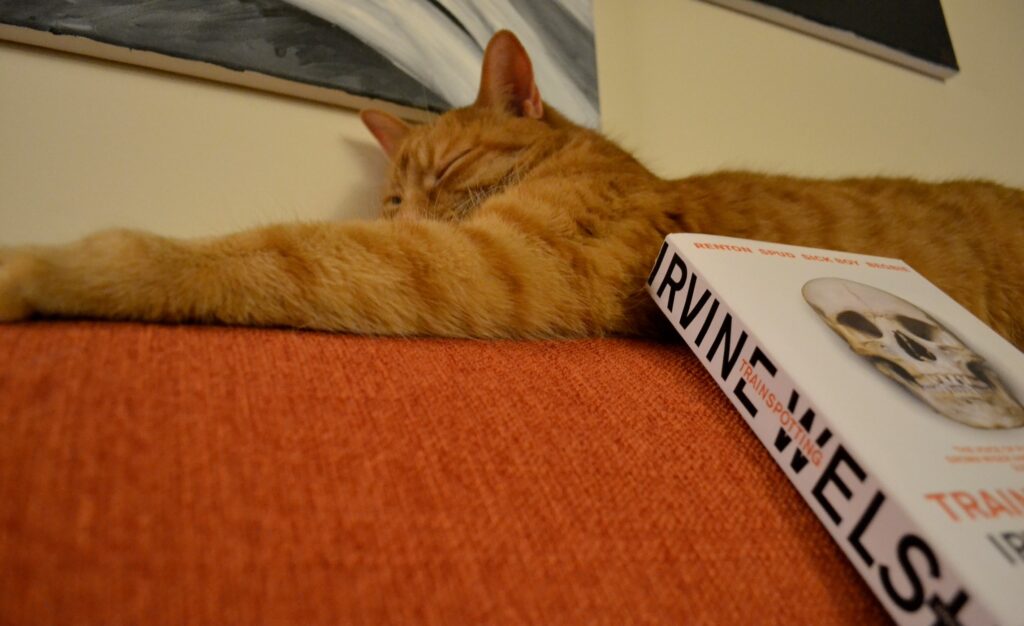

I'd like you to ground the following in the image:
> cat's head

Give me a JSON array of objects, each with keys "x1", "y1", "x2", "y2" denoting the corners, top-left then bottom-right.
[{"x1": 361, "y1": 30, "x2": 572, "y2": 222}]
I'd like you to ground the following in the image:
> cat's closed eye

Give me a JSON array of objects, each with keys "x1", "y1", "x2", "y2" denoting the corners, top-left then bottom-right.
[{"x1": 435, "y1": 148, "x2": 474, "y2": 183}]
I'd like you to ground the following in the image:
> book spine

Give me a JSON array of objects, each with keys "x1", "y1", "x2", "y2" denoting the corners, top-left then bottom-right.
[{"x1": 645, "y1": 237, "x2": 996, "y2": 626}]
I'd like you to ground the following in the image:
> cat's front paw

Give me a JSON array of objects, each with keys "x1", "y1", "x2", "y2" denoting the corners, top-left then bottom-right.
[{"x1": 0, "y1": 248, "x2": 36, "y2": 321}]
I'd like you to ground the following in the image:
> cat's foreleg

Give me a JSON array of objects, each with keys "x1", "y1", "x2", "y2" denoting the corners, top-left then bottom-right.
[{"x1": 0, "y1": 218, "x2": 590, "y2": 337}]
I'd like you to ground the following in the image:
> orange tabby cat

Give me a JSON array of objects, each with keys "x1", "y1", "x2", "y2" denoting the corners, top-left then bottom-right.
[{"x1": 1, "y1": 31, "x2": 1022, "y2": 348}]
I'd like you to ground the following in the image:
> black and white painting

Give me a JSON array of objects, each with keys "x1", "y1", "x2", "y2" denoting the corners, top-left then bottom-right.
[{"x1": 0, "y1": 0, "x2": 599, "y2": 126}]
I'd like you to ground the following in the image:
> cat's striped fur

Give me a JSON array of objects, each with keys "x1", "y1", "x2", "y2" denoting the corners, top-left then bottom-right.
[{"x1": 1, "y1": 32, "x2": 1021, "y2": 348}]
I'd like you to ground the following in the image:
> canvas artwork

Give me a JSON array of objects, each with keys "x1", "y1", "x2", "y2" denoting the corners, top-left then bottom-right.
[
  {"x1": 0, "y1": 0, "x2": 599, "y2": 126},
  {"x1": 703, "y1": 0, "x2": 958, "y2": 79}
]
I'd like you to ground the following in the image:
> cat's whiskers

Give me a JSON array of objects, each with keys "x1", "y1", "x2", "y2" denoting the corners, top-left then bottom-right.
[
  {"x1": 453, "y1": 192, "x2": 474, "y2": 217},
  {"x1": 427, "y1": 190, "x2": 441, "y2": 219}
]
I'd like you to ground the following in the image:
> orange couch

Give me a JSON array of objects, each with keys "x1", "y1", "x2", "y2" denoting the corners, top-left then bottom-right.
[{"x1": 0, "y1": 322, "x2": 888, "y2": 624}]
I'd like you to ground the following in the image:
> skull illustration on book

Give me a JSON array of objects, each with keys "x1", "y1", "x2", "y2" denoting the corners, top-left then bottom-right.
[{"x1": 802, "y1": 278, "x2": 1024, "y2": 429}]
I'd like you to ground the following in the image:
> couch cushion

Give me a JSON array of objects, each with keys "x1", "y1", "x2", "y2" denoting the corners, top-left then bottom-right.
[{"x1": 0, "y1": 322, "x2": 887, "y2": 624}]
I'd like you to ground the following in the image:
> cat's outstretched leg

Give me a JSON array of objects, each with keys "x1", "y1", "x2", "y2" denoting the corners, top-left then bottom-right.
[
  {"x1": 2, "y1": 230, "x2": 212, "y2": 324},
  {"x1": 0, "y1": 246, "x2": 36, "y2": 321},
  {"x1": 0, "y1": 218, "x2": 596, "y2": 338}
]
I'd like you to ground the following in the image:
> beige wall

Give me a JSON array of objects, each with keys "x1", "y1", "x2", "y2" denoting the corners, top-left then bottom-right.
[
  {"x1": 595, "y1": 1, "x2": 1024, "y2": 184},
  {"x1": 2, "y1": 0, "x2": 1023, "y2": 245}
]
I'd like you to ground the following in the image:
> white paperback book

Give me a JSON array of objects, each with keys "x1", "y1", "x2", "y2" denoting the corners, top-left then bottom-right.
[{"x1": 646, "y1": 233, "x2": 1024, "y2": 626}]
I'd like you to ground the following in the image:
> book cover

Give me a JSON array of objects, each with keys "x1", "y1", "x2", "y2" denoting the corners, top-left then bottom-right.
[{"x1": 647, "y1": 234, "x2": 1024, "y2": 625}]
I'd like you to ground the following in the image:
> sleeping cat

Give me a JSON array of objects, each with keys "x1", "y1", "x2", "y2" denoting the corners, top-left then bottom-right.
[{"x1": 1, "y1": 31, "x2": 1022, "y2": 349}]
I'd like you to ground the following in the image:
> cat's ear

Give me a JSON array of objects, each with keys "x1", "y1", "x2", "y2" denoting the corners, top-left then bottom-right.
[
  {"x1": 475, "y1": 30, "x2": 544, "y2": 119},
  {"x1": 360, "y1": 110, "x2": 410, "y2": 159}
]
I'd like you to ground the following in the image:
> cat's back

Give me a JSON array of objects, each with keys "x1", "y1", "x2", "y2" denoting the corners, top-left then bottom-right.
[
  {"x1": 676, "y1": 172, "x2": 1024, "y2": 347},
  {"x1": 677, "y1": 172, "x2": 1023, "y2": 247}
]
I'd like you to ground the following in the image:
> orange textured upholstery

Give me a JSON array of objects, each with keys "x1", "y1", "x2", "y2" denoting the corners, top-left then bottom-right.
[{"x1": 0, "y1": 322, "x2": 887, "y2": 624}]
